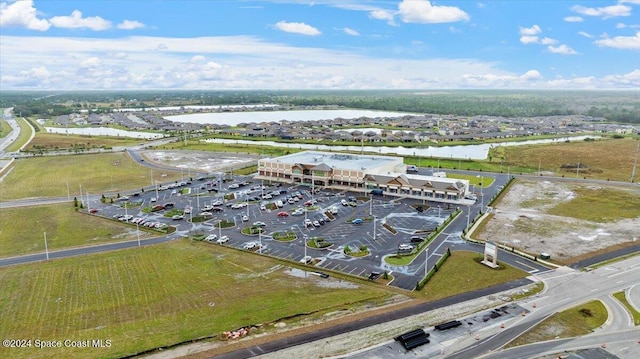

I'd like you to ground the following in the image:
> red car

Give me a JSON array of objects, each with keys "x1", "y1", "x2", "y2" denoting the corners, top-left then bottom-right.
[{"x1": 277, "y1": 212, "x2": 289, "y2": 217}]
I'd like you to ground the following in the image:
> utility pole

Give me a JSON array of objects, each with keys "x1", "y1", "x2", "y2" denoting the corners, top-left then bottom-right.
[
  {"x1": 631, "y1": 142, "x2": 639, "y2": 183},
  {"x1": 424, "y1": 247, "x2": 428, "y2": 278},
  {"x1": 44, "y1": 232, "x2": 49, "y2": 260}
]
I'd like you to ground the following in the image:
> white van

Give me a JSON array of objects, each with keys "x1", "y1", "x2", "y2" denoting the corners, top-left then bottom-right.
[
  {"x1": 276, "y1": 200, "x2": 284, "y2": 208},
  {"x1": 329, "y1": 206, "x2": 338, "y2": 215}
]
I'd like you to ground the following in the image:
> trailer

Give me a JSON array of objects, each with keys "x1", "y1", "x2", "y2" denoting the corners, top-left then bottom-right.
[{"x1": 434, "y1": 320, "x2": 462, "y2": 331}]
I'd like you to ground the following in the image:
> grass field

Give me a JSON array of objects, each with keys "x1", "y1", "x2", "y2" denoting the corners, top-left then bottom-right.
[
  {"x1": 509, "y1": 300, "x2": 607, "y2": 347},
  {"x1": 0, "y1": 119, "x2": 11, "y2": 138},
  {"x1": 25, "y1": 132, "x2": 143, "y2": 151},
  {"x1": 547, "y1": 186, "x2": 640, "y2": 222},
  {"x1": 0, "y1": 240, "x2": 396, "y2": 359},
  {"x1": 419, "y1": 251, "x2": 528, "y2": 301},
  {"x1": 0, "y1": 152, "x2": 183, "y2": 200},
  {"x1": 494, "y1": 137, "x2": 640, "y2": 182},
  {"x1": 0, "y1": 204, "x2": 147, "y2": 257}
]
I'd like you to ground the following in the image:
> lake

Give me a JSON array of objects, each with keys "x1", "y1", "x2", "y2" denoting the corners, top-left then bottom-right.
[{"x1": 204, "y1": 136, "x2": 599, "y2": 160}]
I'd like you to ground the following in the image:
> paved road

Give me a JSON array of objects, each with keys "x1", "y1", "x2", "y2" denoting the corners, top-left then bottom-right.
[{"x1": 445, "y1": 255, "x2": 640, "y2": 359}]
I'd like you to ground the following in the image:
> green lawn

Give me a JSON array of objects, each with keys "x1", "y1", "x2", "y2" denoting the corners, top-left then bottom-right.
[
  {"x1": 0, "y1": 204, "x2": 148, "y2": 257},
  {"x1": 419, "y1": 251, "x2": 529, "y2": 301},
  {"x1": 0, "y1": 152, "x2": 183, "y2": 200},
  {"x1": 0, "y1": 240, "x2": 395, "y2": 359},
  {"x1": 613, "y1": 291, "x2": 640, "y2": 325},
  {"x1": 547, "y1": 186, "x2": 640, "y2": 222},
  {"x1": 509, "y1": 300, "x2": 608, "y2": 347}
]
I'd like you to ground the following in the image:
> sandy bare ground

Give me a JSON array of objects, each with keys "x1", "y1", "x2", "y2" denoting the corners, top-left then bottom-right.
[
  {"x1": 477, "y1": 179, "x2": 640, "y2": 262},
  {"x1": 143, "y1": 150, "x2": 260, "y2": 173}
]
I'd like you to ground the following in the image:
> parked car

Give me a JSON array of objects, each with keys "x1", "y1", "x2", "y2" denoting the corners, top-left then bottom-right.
[
  {"x1": 204, "y1": 234, "x2": 217, "y2": 241},
  {"x1": 216, "y1": 236, "x2": 229, "y2": 244},
  {"x1": 352, "y1": 218, "x2": 363, "y2": 225},
  {"x1": 341, "y1": 199, "x2": 348, "y2": 206},
  {"x1": 304, "y1": 219, "x2": 313, "y2": 227},
  {"x1": 410, "y1": 236, "x2": 424, "y2": 243},
  {"x1": 277, "y1": 211, "x2": 289, "y2": 217},
  {"x1": 398, "y1": 244, "x2": 414, "y2": 251},
  {"x1": 312, "y1": 220, "x2": 321, "y2": 227},
  {"x1": 211, "y1": 207, "x2": 223, "y2": 212},
  {"x1": 243, "y1": 242, "x2": 258, "y2": 250},
  {"x1": 89, "y1": 208, "x2": 99, "y2": 214},
  {"x1": 150, "y1": 197, "x2": 157, "y2": 202},
  {"x1": 172, "y1": 215, "x2": 184, "y2": 220},
  {"x1": 299, "y1": 256, "x2": 313, "y2": 264},
  {"x1": 260, "y1": 204, "x2": 267, "y2": 211},
  {"x1": 212, "y1": 200, "x2": 224, "y2": 206},
  {"x1": 253, "y1": 221, "x2": 267, "y2": 227},
  {"x1": 242, "y1": 215, "x2": 249, "y2": 222}
]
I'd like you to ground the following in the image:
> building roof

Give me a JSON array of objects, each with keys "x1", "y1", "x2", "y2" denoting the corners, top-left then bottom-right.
[{"x1": 264, "y1": 151, "x2": 402, "y2": 171}]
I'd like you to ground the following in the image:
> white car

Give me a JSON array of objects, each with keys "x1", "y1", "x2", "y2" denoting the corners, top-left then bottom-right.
[
  {"x1": 172, "y1": 214, "x2": 184, "y2": 220},
  {"x1": 341, "y1": 199, "x2": 348, "y2": 206},
  {"x1": 228, "y1": 183, "x2": 240, "y2": 189},
  {"x1": 243, "y1": 242, "x2": 258, "y2": 250},
  {"x1": 262, "y1": 194, "x2": 273, "y2": 199},
  {"x1": 216, "y1": 236, "x2": 229, "y2": 244},
  {"x1": 398, "y1": 244, "x2": 414, "y2": 251},
  {"x1": 184, "y1": 207, "x2": 191, "y2": 214},
  {"x1": 150, "y1": 197, "x2": 157, "y2": 202},
  {"x1": 212, "y1": 200, "x2": 224, "y2": 206},
  {"x1": 242, "y1": 215, "x2": 249, "y2": 222},
  {"x1": 312, "y1": 220, "x2": 321, "y2": 227},
  {"x1": 205, "y1": 234, "x2": 217, "y2": 241},
  {"x1": 304, "y1": 219, "x2": 313, "y2": 227},
  {"x1": 299, "y1": 255, "x2": 313, "y2": 264},
  {"x1": 260, "y1": 204, "x2": 267, "y2": 211}
]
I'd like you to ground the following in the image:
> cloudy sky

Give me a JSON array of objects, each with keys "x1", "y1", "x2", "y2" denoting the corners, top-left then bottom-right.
[{"x1": 1, "y1": 0, "x2": 639, "y2": 90}]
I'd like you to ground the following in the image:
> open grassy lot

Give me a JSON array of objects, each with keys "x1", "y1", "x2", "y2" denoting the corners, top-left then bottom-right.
[
  {"x1": 547, "y1": 186, "x2": 640, "y2": 222},
  {"x1": 0, "y1": 240, "x2": 396, "y2": 359},
  {"x1": 418, "y1": 251, "x2": 529, "y2": 301},
  {"x1": 0, "y1": 152, "x2": 183, "y2": 200},
  {"x1": 4, "y1": 117, "x2": 34, "y2": 153},
  {"x1": 494, "y1": 137, "x2": 640, "y2": 181},
  {"x1": 509, "y1": 300, "x2": 607, "y2": 347},
  {"x1": 25, "y1": 132, "x2": 143, "y2": 152},
  {"x1": 0, "y1": 204, "x2": 147, "y2": 257},
  {"x1": 0, "y1": 119, "x2": 11, "y2": 138}
]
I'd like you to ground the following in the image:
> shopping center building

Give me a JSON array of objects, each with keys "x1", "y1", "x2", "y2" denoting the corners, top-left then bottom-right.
[{"x1": 255, "y1": 151, "x2": 471, "y2": 204}]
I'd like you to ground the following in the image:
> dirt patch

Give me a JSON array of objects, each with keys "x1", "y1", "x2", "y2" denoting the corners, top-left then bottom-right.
[
  {"x1": 142, "y1": 150, "x2": 260, "y2": 173},
  {"x1": 476, "y1": 179, "x2": 640, "y2": 262}
]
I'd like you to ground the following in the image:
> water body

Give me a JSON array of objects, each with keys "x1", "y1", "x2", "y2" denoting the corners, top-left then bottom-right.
[
  {"x1": 165, "y1": 109, "x2": 419, "y2": 127},
  {"x1": 204, "y1": 136, "x2": 598, "y2": 160},
  {"x1": 44, "y1": 127, "x2": 165, "y2": 139}
]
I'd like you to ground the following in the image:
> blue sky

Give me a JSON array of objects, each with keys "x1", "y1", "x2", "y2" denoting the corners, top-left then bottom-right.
[{"x1": 1, "y1": 0, "x2": 638, "y2": 90}]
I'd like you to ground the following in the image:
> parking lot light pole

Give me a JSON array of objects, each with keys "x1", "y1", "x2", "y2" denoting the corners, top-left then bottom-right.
[
  {"x1": 424, "y1": 247, "x2": 428, "y2": 278},
  {"x1": 136, "y1": 223, "x2": 141, "y2": 247},
  {"x1": 218, "y1": 219, "x2": 222, "y2": 240},
  {"x1": 124, "y1": 202, "x2": 128, "y2": 221},
  {"x1": 373, "y1": 215, "x2": 376, "y2": 241},
  {"x1": 258, "y1": 230, "x2": 262, "y2": 254},
  {"x1": 44, "y1": 232, "x2": 49, "y2": 260}
]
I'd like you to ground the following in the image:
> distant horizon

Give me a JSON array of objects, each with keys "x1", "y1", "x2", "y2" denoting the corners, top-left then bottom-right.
[{"x1": 1, "y1": 1, "x2": 638, "y2": 90}]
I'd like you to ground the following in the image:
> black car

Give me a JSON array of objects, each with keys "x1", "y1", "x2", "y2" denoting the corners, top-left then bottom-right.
[
  {"x1": 410, "y1": 236, "x2": 424, "y2": 243},
  {"x1": 164, "y1": 202, "x2": 175, "y2": 208},
  {"x1": 317, "y1": 218, "x2": 325, "y2": 225}
]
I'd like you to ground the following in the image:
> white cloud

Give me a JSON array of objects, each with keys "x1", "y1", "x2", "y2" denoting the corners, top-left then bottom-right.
[
  {"x1": 49, "y1": 10, "x2": 111, "y2": 31},
  {"x1": 520, "y1": 35, "x2": 539, "y2": 44},
  {"x1": 343, "y1": 27, "x2": 359, "y2": 36},
  {"x1": 571, "y1": 4, "x2": 631, "y2": 18},
  {"x1": 521, "y1": 70, "x2": 543, "y2": 80},
  {"x1": 0, "y1": 34, "x2": 635, "y2": 90},
  {"x1": 619, "y1": 0, "x2": 640, "y2": 4},
  {"x1": 548, "y1": 44, "x2": 578, "y2": 55},
  {"x1": 398, "y1": 0, "x2": 469, "y2": 24},
  {"x1": 274, "y1": 20, "x2": 321, "y2": 36},
  {"x1": 368, "y1": 9, "x2": 396, "y2": 25},
  {"x1": 117, "y1": 20, "x2": 144, "y2": 30},
  {"x1": 594, "y1": 32, "x2": 640, "y2": 49},
  {"x1": 540, "y1": 37, "x2": 558, "y2": 45},
  {"x1": 477, "y1": 2, "x2": 487, "y2": 9},
  {"x1": 0, "y1": 0, "x2": 50, "y2": 31},
  {"x1": 519, "y1": 25, "x2": 542, "y2": 36},
  {"x1": 578, "y1": 31, "x2": 593, "y2": 38},
  {"x1": 564, "y1": 16, "x2": 583, "y2": 22}
]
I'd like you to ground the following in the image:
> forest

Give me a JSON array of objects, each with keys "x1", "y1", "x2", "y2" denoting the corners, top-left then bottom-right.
[{"x1": 1, "y1": 89, "x2": 639, "y2": 124}]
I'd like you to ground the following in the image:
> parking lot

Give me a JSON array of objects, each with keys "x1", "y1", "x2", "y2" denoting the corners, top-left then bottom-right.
[{"x1": 92, "y1": 173, "x2": 458, "y2": 290}]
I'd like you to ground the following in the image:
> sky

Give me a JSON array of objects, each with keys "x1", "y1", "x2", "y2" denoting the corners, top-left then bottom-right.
[{"x1": 0, "y1": 0, "x2": 639, "y2": 90}]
